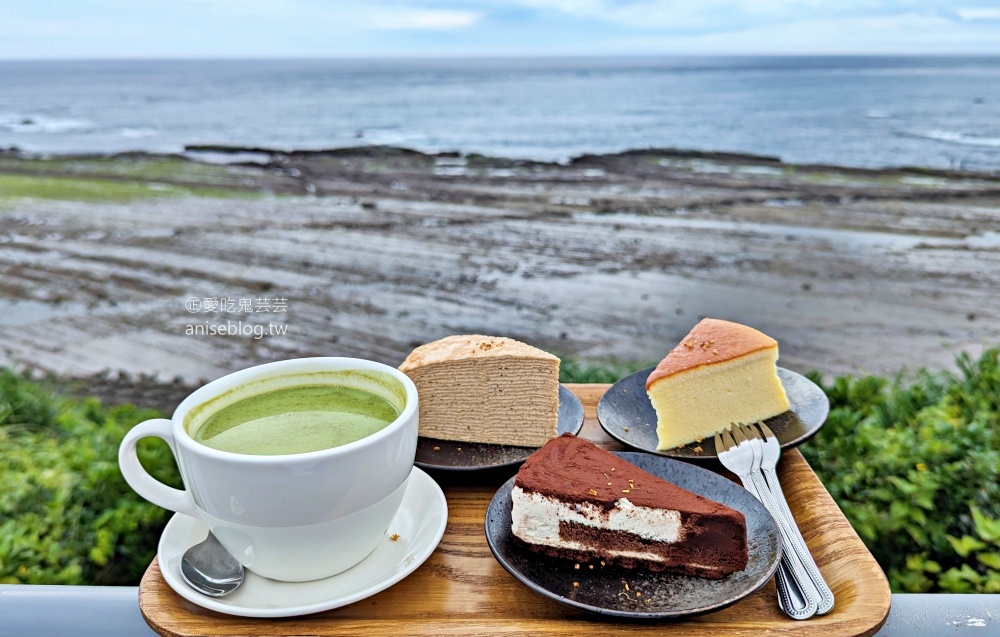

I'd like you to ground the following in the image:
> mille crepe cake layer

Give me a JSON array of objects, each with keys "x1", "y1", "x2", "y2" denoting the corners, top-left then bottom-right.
[
  {"x1": 645, "y1": 318, "x2": 790, "y2": 450},
  {"x1": 399, "y1": 335, "x2": 560, "y2": 447}
]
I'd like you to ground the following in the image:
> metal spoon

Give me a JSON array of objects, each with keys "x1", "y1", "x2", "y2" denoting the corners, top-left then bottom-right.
[{"x1": 180, "y1": 531, "x2": 245, "y2": 597}]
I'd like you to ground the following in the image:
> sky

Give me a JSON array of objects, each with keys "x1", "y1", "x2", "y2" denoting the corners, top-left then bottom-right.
[{"x1": 1, "y1": 1, "x2": 1000, "y2": 59}]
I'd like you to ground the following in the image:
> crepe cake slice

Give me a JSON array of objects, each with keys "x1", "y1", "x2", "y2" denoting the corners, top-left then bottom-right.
[
  {"x1": 646, "y1": 318, "x2": 791, "y2": 450},
  {"x1": 398, "y1": 334, "x2": 560, "y2": 447},
  {"x1": 511, "y1": 434, "x2": 749, "y2": 579}
]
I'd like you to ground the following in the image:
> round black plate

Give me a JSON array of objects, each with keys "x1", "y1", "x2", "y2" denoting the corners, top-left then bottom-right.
[
  {"x1": 484, "y1": 452, "x2": 781, "y2": 619},
  {"x1": 597, "y1": 367, "x2": 829, "y2": 460},
  {"x1": 414, "y1": 385, "x2": 585, "y2": 472}
]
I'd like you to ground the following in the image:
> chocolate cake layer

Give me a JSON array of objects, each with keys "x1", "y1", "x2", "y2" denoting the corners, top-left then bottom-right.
[{"x1": 555, "y1": 521, "x2": 747, "y2": 579}]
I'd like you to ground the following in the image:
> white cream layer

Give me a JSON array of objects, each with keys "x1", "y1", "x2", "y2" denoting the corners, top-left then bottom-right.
[{"x1": 511, "y1": 485, "x2": 682, "y2": 560}]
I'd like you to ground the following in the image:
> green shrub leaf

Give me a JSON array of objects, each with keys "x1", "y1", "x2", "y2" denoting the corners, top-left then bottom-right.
[
  {"x1": 947, "y1": 535, "x2": 987, "y2": 558},
  {"x1": 971, "y1": 506, "x2": 1000, "y2": 543},
  {"x1": 978, "y1": 552, "x2": 1000, "y2": 571}
]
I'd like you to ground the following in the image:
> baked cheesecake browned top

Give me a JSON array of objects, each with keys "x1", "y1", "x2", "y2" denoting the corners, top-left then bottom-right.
[{"x1": 646, "y1": 318, "x2": 778, "y2": 387}]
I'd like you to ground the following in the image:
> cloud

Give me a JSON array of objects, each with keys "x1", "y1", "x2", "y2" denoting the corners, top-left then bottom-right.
[
  {"x1": 511, "y1": 0, "x2": 1000, "y2": 34},
  {"x1": 513, "y1": 0, "x2": 826, "y2": 30},
  {"x1": 373, "y1": 10, "x2": 483, "y2": 29},
  {"x1": 105, "y1": 0, "x2": 482, "y2": 30},
  {"x1": 958, "y1": 7, "x2": 1000, "y2": 20},
  {"x1": 612, "y1": 11, "x2": 1000, "y2": 54}
]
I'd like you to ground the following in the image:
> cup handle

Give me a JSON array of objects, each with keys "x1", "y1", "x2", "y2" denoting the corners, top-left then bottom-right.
[{"x1": 119, "y1": 418, "x2": 199, "y2": 518}]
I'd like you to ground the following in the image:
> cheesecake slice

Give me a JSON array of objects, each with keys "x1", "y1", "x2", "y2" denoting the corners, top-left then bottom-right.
[
  {"x1": 512, "y1": 434, "x2": 748, "y2": 578},
  {"x1": 399, "y1": 334, "x2": 560, "y2": 447},
  {"x1": 646, "y1": 318, "x2": 790, "y2": 450}
]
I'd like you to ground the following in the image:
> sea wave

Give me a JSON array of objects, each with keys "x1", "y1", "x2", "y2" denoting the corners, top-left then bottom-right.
[
  {"x1": 911, "y1": 130, "x2": 1000, "y2": 148},
  {"x1": 0, "y1": 113, "x2": 93, "y2": 134},
  {"x1": 119, "y1": 127, "x2": 158, "y2": 139},
  {"x1": 865, "y1": 109, "x2": 893, "y2": 119}
]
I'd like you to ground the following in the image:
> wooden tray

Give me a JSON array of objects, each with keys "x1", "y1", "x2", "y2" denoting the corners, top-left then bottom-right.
[{"x1": 139, "y1": 384, "x2": 891, "y2": 637}]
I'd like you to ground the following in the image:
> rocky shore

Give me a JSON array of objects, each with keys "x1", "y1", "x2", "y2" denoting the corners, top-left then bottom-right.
[{"x1": 1, "y1": 146, "x2": 998, "y2": 410}]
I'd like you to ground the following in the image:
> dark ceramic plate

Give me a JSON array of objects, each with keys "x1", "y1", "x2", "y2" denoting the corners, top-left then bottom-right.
[
  {"x1": 414, "y1": 385, "x2": 585, "y2": 472},
  {"x1": 485, "y1": 452, "x2": 781, "y2": 619},
  {"x1": 597, "y1": 367, "x2": 829, "y2": 461}
]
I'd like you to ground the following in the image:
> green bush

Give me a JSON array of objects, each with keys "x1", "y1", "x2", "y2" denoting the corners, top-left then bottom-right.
[
  {"x1": 559, "y1": 358, "x2": 651, "y2": 384},
  {"x1": 0, "y1": 370, "x2": 179, "y2": 585},
  {"x1": 801, "y1": 347, "x2": 1000, "y2": 593}
]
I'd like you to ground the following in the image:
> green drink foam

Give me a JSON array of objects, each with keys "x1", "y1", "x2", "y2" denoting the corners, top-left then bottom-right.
[{"x1": 192, "y1": 384, "x2": 399, "y2": 455}]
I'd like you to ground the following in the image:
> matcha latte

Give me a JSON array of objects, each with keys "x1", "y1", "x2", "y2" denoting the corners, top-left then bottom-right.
[{"x1": 190, "y1": 384, "x2": 400, "y2": 455}]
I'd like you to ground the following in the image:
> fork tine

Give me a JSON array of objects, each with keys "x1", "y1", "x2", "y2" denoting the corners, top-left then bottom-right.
[
  {"x1": 740, "y1": 421, "x2": 763, "y2": 441},
  {"x1": 722, "y1": 427, "x2": 738, "y2": 451},
  {"x1": 718, "y1": 429, "x2": 731, "y2": 452},
  {"x1": 730, "y1": 422, "x2": 747, "y2": 445},
  {"x1": 713, "y1": 431, "x2": 726, "y2": 453},
  {"x1": 758, "y1": 421, "x2": 776, "y2": 440}
]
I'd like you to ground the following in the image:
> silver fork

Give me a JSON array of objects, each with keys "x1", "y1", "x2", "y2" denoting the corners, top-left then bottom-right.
[
  {"x1": 751, "y1": 421, "x2": 835, "y2": 615},
  {"x1": 716, "y1": 425, "x2": 820, "y2": 620}
]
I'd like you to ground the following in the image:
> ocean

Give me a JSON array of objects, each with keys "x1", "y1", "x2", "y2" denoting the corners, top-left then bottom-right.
[{"x1": 1, "y1": 56, "x2": 999, "y2": 170}]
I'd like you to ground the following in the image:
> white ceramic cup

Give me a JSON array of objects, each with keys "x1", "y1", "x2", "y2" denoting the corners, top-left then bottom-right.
[{"x1": 118, "y1": 357, "x2": 418, "y2": 582}]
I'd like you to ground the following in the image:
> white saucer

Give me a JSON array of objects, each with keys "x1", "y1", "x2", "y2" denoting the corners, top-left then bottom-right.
[{"x1": 157, "y1": 467, "x2": 448, "y2": 618}]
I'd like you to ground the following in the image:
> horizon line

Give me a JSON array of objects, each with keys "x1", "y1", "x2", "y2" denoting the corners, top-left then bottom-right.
[{"x1": 3, "y1": 52, "x2": 1000, "y2": 63}]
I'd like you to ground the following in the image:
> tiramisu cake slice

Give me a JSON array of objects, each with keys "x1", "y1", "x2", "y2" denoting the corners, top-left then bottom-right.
[{"x1": 511, "y1": 434, "x2": 748, "y2": 579}]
